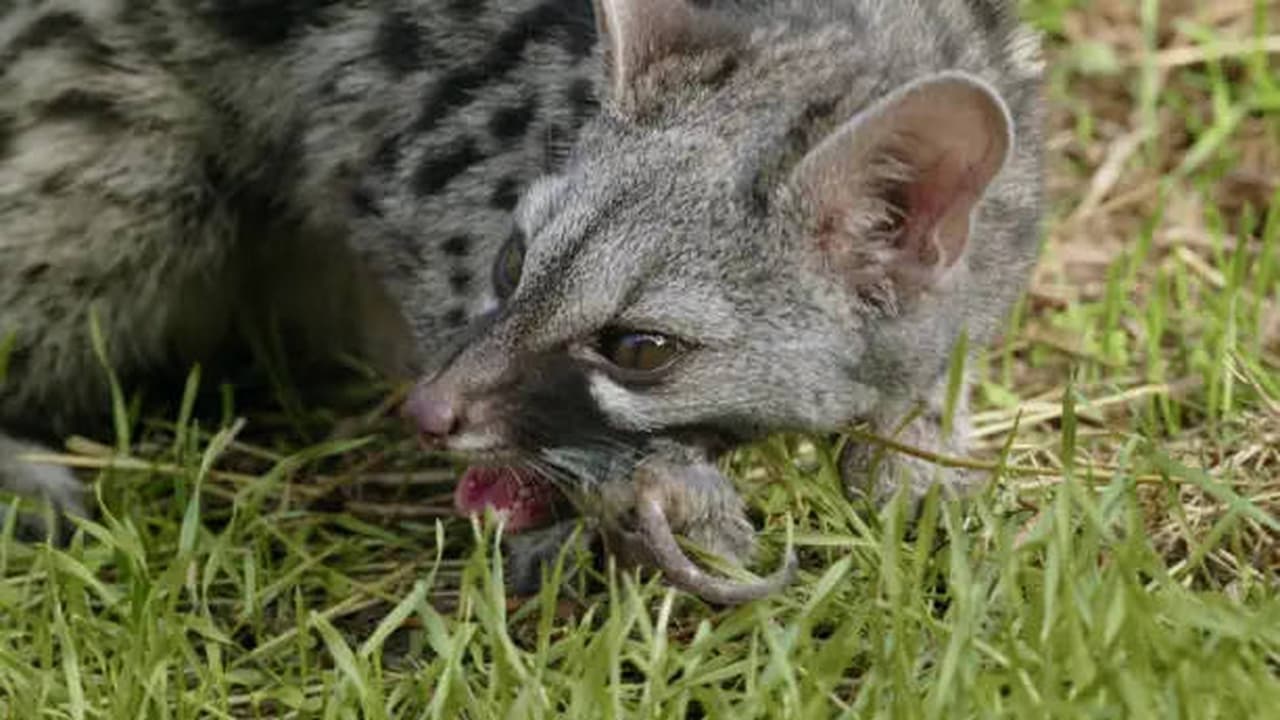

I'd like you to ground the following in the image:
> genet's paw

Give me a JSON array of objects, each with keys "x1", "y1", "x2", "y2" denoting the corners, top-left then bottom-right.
[{"x1": 0, "y1": 436, "x2": 89, "y2": 543}]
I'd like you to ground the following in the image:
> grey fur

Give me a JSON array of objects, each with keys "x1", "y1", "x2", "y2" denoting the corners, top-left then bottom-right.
[
  {"x1": 411, "y1": 0, "x2": 1045, "y2": 595},
  {"x1": 1, "y1": 0, "x2": 1044, "y2": 602},
  {"x1": 0, "y1": 0, "x2": 599, "y2": 523}
]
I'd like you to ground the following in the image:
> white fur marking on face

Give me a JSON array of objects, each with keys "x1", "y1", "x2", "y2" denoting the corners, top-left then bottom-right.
[{"x1": 587, "y1": 372, "x2": 654, "y2": 432}]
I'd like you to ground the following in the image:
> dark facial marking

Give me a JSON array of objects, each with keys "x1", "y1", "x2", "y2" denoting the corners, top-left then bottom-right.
[
  {"x1": 488, "y1": 97, "x2": 539, "y2": 142},
  {"x1": 412, "y1": 137, "x2": 482, "y2": 197},
  {"x1": 506, "y1": 353, "x2": 640, "y2": 454},
  {"x1": 374, "y1": 9, "x2": 429, "y2": 76},
  {"x1": 411, "y1": 0, "x2": 596, "y2": 135}
]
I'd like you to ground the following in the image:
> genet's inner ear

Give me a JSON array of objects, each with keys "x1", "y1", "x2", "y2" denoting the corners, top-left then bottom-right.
[
  {"x1": 790, "y1": 72, "x2": 1014, "y2": 295},
  {"x1": 592, "y1": 0, "x2": 733, "y2": 104}
]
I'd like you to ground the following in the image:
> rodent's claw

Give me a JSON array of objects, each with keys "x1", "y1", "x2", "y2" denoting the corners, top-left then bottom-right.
[{"x1": 633, "y1": 483, "x2": 797, "y2": 606}]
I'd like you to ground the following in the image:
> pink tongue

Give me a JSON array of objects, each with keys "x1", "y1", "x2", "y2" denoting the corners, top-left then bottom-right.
[{"x1": 453, "y1": 467, "x2": 558, "y2": 533}]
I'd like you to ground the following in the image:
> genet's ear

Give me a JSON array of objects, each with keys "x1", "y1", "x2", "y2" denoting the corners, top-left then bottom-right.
[
  {"x1": 592, "y1": 0, "x2": 733, "y2": 103},
  {"x1": 789, "y1": 72, "x2": 1013, "y2": 298}
]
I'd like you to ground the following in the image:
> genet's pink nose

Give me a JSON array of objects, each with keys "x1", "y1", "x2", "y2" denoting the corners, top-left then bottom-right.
[{"x1": 402, "y1": 382, "x2": 461, "y2": 438}]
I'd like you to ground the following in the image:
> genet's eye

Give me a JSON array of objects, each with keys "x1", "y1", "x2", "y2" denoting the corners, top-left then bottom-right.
[
  {"x1": 492, "y1": 227, "x2": 526, "y2": 302},
  {"x1": 598, "y1": 329, "x2": 683, "y2": 374}
]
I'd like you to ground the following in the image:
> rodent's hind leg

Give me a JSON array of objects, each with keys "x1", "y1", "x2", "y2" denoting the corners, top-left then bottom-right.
[
  {"x1": 501, "y1": 452, "x2": 790, "y2": 602},
  {"x1": 604, "y1": 458, "x2": 797, "y2": 605}
]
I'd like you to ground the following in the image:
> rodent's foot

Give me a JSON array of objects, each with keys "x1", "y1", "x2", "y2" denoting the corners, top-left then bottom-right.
[
  {"x1": 655, "y1": 461, "x2": 757, "y2": 568},
  {"x1": 601, "y1": 459, "x2": 793, "y2": 605},
  {"x1": 505, "y1": 454, "x2": 793, "y2": 604}
]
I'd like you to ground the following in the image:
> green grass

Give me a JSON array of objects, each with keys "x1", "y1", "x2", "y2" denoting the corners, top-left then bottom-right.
[{"x1": 3, "y1": 1, "x2": 1279, "y2": 717}]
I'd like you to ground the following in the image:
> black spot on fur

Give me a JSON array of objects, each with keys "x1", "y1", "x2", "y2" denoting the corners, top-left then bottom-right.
[
  {"x1": 565, "y1": 77, "x2": 596, "y2": 128},
  {"x1": 200, "y1": 0, "x2": 338, "y2": 47},
  {"x1": 411, "y1": 0, "x2": 595, "y2": 134},
  {"x1": 355, "y1": 108, "x2": 385, "y2": 132},
  {"x1": 142, "y1": 33, "x2": 177, "y2": 57},
  {"x1": 20, "y1": 263, "x2": 51, "y2": 282},
  {"x1": 490, "y1": 176, "x2": 523, "y2": 210},
  {"x1": 4, "y1": 11, "x2": 113, "y2": 65},
  {"x1": 11, "y1": 12, "x2": 84, "y2": 51},
  {"x1": 489, "y1": 97, "x2": 539, "y2": 142},
  {"x1": 0, "y1": 113, "x2": 13, "y2": 161},
  {"x1": 39, "y1": 90, "x2": 127, "y2": 127},
  {"x1": 374, "y1": 9, "x2": 428, "y2": 76},
  {"x1": 967, "y1": 0, "x2": 1008, "y2": 35},
  {"x1": 445, "y1": 307, "x2": 468, "y2": 327},
  {"x1": 447, "y1": 0, "x2": 485, "y2": 19},
  {"x1": 441, "y1": 234, "x2": 471, "y2": 257},
  {"x1": 371, "y1": 134, "x2": 401, "y2": 175},
  {"x1": 37, "y1": 169, "x2": 74, "y2": 195},
  {"x1": 350, "y1": 185, "x2": 381, "y2": 217},
  {"x1": 700, "y1": 53, "x2": 740, "y2": 90},
  {"x1": 448, "y1": 271, "x2": 472, "y2": 294},
  {"x1": 187, "y1": 158, "x2": 227, "y2": 225},
  {"x1": 412, "y1": 137, "x2": 482, "y2": 197}
]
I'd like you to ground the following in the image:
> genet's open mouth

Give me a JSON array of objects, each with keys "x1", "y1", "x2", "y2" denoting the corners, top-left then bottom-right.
[{"x1": 452, "y1": 465, "x2": 562, "y2": 533}]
